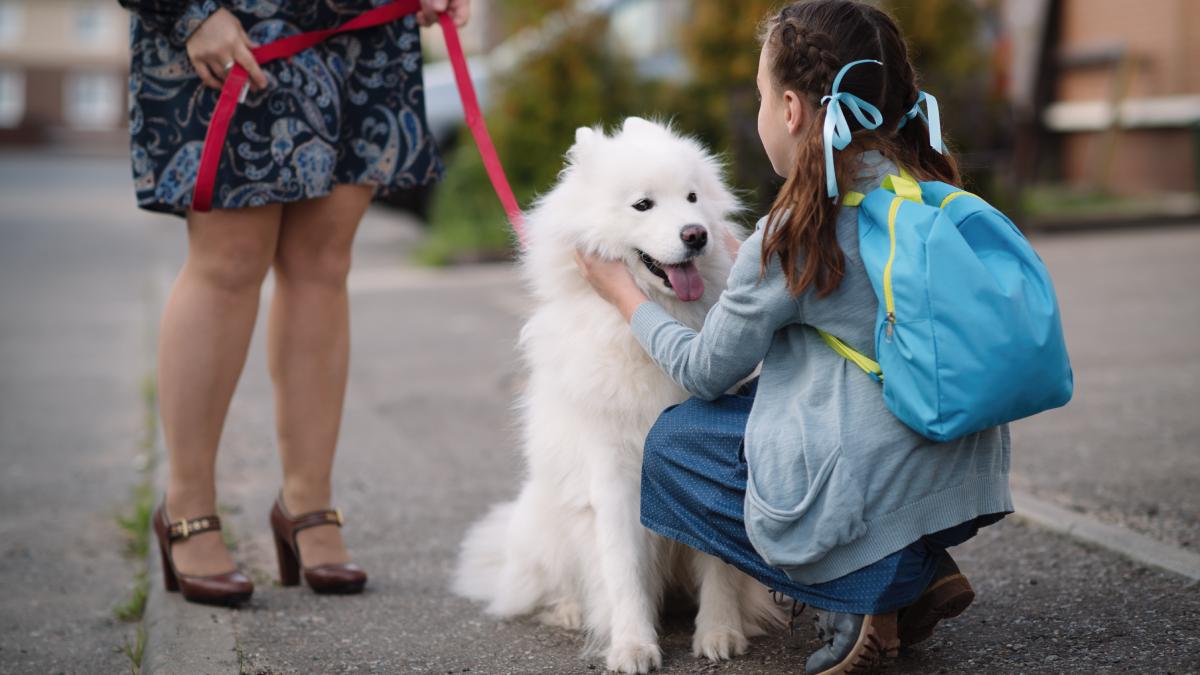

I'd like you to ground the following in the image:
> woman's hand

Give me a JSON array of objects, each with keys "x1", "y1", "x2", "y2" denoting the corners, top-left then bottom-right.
[
  {"x1": 574, "y1": 250, "x2": 648, "y2": 322},
  {"x1": 185, "y1": 8, "x2": 268, "y2": 91},
  {"x1": 419, "y1": 0, "x2": 471, "y2": 27}
]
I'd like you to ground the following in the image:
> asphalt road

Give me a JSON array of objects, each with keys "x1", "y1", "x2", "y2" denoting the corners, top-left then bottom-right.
[
  {"x1": 0, "y1": 153, "x2": 1198, "y2": 673},
  {"x1": 1010, "y1": 226, "x2": 1200, "y2": 551},
  {"x1": 0, "y1": 154, "x2": 185, "y2": 673}
]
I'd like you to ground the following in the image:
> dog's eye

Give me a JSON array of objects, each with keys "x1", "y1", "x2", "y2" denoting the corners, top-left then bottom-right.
[
  {"x1": 632, "y1": 198, "x2": 654, "y2": 212},
  {"x1": 687, "y1": 192, "x2": 698, "y2": 203}
]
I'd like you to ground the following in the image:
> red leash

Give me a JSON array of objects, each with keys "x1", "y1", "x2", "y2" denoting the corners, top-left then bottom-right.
[{"x1": 192, "y1": 1, "x2": 525, "y2": 241}]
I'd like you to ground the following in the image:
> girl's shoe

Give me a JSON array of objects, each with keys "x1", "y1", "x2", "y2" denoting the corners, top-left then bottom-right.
[
  {"x1": 897, "y1": 552, "x2": 975, "y2": 647},
  {"x1": 269, "y1": 494, "x2": 367, "y2": 594},
  {"x1": 152, "y1": 503, "x2": 254, "y2": 606},
  {"x1": 806, "y1": 611, "x2": 899, "y2": 675}
]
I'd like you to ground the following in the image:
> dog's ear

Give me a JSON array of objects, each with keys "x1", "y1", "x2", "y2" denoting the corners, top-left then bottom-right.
[
  {"x1": 575, "y1": 126, "x2": 598, "y2": 146},
  {"x1": 621, "y1": 117, "x2": 658, "y2": 134},
  {"x1": 568, "y1": 126, "x2": 600, "y2": 164}
]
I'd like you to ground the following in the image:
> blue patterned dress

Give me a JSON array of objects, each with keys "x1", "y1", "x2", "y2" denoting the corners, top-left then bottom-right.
[{"x1": 122, "y1": 0, "x2": 443, "y2": 216}]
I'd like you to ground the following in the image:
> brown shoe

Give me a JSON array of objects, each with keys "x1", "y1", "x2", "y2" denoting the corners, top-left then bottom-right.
[
  {"x1": 152, "y1": 503, "x2": 253, "y2": 606},
  {"x1": 897, "y1": 552, "x2": 975, "y2": 647},
  {"x1": 269, "y1": 494, "x2": 367, "y2": 594}
]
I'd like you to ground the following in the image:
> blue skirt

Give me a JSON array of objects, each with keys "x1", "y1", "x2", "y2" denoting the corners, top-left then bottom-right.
[{"x1": 640, "y1": 380, "x2": 1002, "y2": 614}]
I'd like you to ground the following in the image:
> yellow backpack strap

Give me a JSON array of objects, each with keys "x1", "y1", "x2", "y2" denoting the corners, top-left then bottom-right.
[
  {"x1": 939, "y1": 190, "x2": 973, "y2": 208},
  {"x1": 882, "y1": 173, "x2": 922, "y2": 203},
  {"x1": 842, "y1": 190, "x2": 866, "y2": 206},
  {"x1": 816, "y1": 329, "x2": 883, "y2": 383}
]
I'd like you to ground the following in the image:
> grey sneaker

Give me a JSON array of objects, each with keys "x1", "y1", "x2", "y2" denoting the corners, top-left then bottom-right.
[{"x1": 805, "y1": 611, "x2": 899, "y2": 674}]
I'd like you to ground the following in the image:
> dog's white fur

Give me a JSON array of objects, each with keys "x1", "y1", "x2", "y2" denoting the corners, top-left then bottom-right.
[{"x1": 452, "y1": 118, "x2": 784, "y2": 673}]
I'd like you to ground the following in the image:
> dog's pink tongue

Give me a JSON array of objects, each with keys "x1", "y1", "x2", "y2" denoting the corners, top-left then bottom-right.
[{"x1": 664, "y1": 262, "x2": 704, "y2": 302}]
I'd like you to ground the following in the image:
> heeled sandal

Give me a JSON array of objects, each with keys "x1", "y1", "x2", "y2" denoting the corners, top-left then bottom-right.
[
  {"x1": 152, "y1": 503, "x2": 253, "y2": 606},
  {"x1": 269, "y1": 494, "x2": 367, "y2": 594}
]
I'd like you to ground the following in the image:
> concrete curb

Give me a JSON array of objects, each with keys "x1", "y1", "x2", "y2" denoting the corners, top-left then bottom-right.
[
  {"x1": 141, "y1": 548, "x2": 242, "y2": 675},
  {"x1": 139, "y1": 268, "x2": 241, "y2": 675},
  {"x1": 140, "y1": 427, "x2": 242, "y2": 675},
  {"x1": 1013, "y1": 489, "x2": 1200, "y2": 582}
]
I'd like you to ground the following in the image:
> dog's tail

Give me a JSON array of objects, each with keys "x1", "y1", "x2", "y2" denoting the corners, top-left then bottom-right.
[
  {"x1": 452, "y1": 500, "x2": 548, "y2": 617},
  {"x1": 452, "y1": 501, "x2": 515, "y2": 603}
]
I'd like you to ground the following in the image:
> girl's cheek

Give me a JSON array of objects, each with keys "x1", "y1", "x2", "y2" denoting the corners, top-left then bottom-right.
[
  {"x1": 756, "y1": 106, "x2": 770, "y2": 149},
  {"x1": 757, "y1": 108, "x2": 779, "y2": 167}
]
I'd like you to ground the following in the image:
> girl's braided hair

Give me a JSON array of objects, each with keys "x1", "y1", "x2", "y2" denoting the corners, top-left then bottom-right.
[{"x1": 759, "y1": 0, "x2": 960, "y2": 297}]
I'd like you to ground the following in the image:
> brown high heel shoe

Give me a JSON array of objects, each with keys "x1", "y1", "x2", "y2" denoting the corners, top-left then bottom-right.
[
  {"x1": 270, "y1": 495, "x2": 367, "y2": 594},
  {"x1": 152, "y1": 503, "x2": 253, "y2": 606}
]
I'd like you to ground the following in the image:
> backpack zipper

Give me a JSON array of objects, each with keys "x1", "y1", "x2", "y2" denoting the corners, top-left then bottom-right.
[{"x1": 883, "y1": 196, "x2": 903, "y2": 338}]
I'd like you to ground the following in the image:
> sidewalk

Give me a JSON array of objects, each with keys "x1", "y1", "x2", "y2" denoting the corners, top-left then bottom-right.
[
  {"x1": 1, "y1": 153, "x2": 1198, "y2": 673},
  {"x1": 145, "y1": 213, "x2": 1200, "y2": 673}
]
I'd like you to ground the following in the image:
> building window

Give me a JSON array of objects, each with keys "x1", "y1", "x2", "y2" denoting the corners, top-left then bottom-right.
[
  {"x1": 0, "y1": 69, "x2": 24, "y2": 128},
  {"x1": 0, "y1": 2, "x2": 22, "y2": 46},
  {"x1": 75, "y1": 1, "x2": 110, "y2": 45},
  {"x1": 64, "y1": 73, "x2": 119, "y2": 129}
]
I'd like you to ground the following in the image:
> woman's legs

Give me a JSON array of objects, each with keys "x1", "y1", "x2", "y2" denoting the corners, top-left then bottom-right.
[
  {"x1": 268, "y1": 184, "x2": 374, "y2": 567},
  {"x1": 160, "y1": 204, "x2": 283, "y2": 576}
]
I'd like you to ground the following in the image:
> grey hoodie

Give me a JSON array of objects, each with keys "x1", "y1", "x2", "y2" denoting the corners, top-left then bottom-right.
[{"x1": 630, "y1": 152, "x2": 1011, "y2": 584}]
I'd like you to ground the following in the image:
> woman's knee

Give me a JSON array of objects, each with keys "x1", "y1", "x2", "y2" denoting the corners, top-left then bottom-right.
[
  {"x1": 185, "y1": 210, "x2": 278, "y2": 293},
  {"x1": 273, "y1": 194, "x2": 364, "y2": 288},
  {"x1": 274, "y1": 242, "x2": 353, "y2": 289}
]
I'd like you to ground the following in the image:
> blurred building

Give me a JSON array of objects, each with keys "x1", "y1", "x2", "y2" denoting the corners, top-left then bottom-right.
[
  {"x1": 0, "y1": 0, "x2": 129, "y2": 148},
  {"x1": 1015, "y1": 0, "x2": 1200, "y2": 195}
]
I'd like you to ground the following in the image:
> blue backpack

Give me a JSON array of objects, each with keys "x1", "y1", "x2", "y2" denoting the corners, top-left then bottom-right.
[{"x1": 818, "y1": 172, "x2": 1074, "y2": 442}]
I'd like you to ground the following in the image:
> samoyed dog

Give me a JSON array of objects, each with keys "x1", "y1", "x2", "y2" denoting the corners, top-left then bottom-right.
[{"x1": 453, "y1": 117, "x2": 784, "y2": 673}]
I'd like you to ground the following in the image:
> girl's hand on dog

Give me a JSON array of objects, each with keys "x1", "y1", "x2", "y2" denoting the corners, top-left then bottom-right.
[{"x1": 574, "y1": 250, "x2": 648, "y2": 322}]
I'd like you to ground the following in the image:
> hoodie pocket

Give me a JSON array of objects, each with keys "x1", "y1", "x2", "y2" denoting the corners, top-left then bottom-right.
[{"x1": 744, "y1": 446, "x2": 868, "y2": 568}]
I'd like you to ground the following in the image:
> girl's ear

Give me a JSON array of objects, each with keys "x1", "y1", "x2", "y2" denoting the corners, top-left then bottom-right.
[{"x1": 782, "y1": 89, "x2": 807, "y2": 136}]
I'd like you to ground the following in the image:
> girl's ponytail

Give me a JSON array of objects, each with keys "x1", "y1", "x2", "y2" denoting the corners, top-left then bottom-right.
[{"x1": 760, "y1": 17, "x2": 851, "y2": 297}]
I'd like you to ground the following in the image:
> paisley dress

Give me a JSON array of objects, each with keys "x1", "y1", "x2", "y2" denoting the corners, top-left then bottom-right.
[{"x1": 121, "y1": 0, "x2": 443, "y2": 216}]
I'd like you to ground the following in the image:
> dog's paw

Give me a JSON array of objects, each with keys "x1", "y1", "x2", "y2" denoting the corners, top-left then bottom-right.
[
  {"x1": 537, "y1": 600, "x2": 584, "y2": 630},
  {"x1": 606, "y1": 640, "x2": 662, "y2": 673},
  {"x1": 692, "y1": 624, "x2": 749, "y2": 661}
]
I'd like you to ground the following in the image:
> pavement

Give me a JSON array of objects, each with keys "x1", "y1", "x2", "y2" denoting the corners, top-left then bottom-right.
[
  {"x1": 1, "y1": 153, "x2": 1199, "y2": 674},
  {"x1": 0, "y1": 155, "x2": 185, "y2": 673}
]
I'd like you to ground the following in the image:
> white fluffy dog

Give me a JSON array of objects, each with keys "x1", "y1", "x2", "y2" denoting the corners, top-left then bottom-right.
[{"x1": 453, "y1": 118, "x2": 783, "y2": 673}]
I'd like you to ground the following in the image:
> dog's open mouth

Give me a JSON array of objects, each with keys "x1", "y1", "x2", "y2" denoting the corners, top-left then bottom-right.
[{"x1": 636, "y1": 250, "x2": 705, "y2": 302}]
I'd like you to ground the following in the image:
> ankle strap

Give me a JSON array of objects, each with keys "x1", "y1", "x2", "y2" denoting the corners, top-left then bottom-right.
[
  {"x1": 289, "y1": 508, "x2": 344, "y2": 535},
  {"x1": 167, "y1": 514, "x2": 222, "y2": 542}
]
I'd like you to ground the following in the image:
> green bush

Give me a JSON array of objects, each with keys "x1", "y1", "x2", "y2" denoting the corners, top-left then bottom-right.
[{"x1": 421, "y1": 0, "x2": 1003, "y2": 263}]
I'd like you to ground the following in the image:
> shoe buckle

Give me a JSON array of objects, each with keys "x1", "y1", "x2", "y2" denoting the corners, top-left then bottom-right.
[
  {"x1": 177, "y1": 518, "x2": 190, "y2": 539},
  {"x1": 334, "y1": 509, "x2": 344, "y2": 526}
]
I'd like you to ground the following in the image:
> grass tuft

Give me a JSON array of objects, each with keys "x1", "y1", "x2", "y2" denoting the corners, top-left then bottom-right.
[
  {"x1": 113, "y1": 369, "x2": 159, "y2": 623},
  {"x1": 114, "y1": 571, "x2": 149, "y2": 622},
  {"x1": 117, "y1": 481, "x2": 155, "y2": 560},
  {"x1": 120, "y1": 623, "x2": 146, "y2": 674}
]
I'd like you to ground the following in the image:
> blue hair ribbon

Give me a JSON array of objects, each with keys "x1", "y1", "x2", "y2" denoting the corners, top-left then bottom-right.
[
  {"x1": 821, "y1": 59, "x2": 885, "y2": 199},
  {"x1": 898, "y1": 90, "x2": 945, "y2": 154}
]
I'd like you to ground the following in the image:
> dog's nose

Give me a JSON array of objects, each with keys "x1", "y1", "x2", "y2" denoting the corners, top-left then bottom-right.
[{"x1": 680, "y1": 225, "x2": 708, "y2": 251}]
